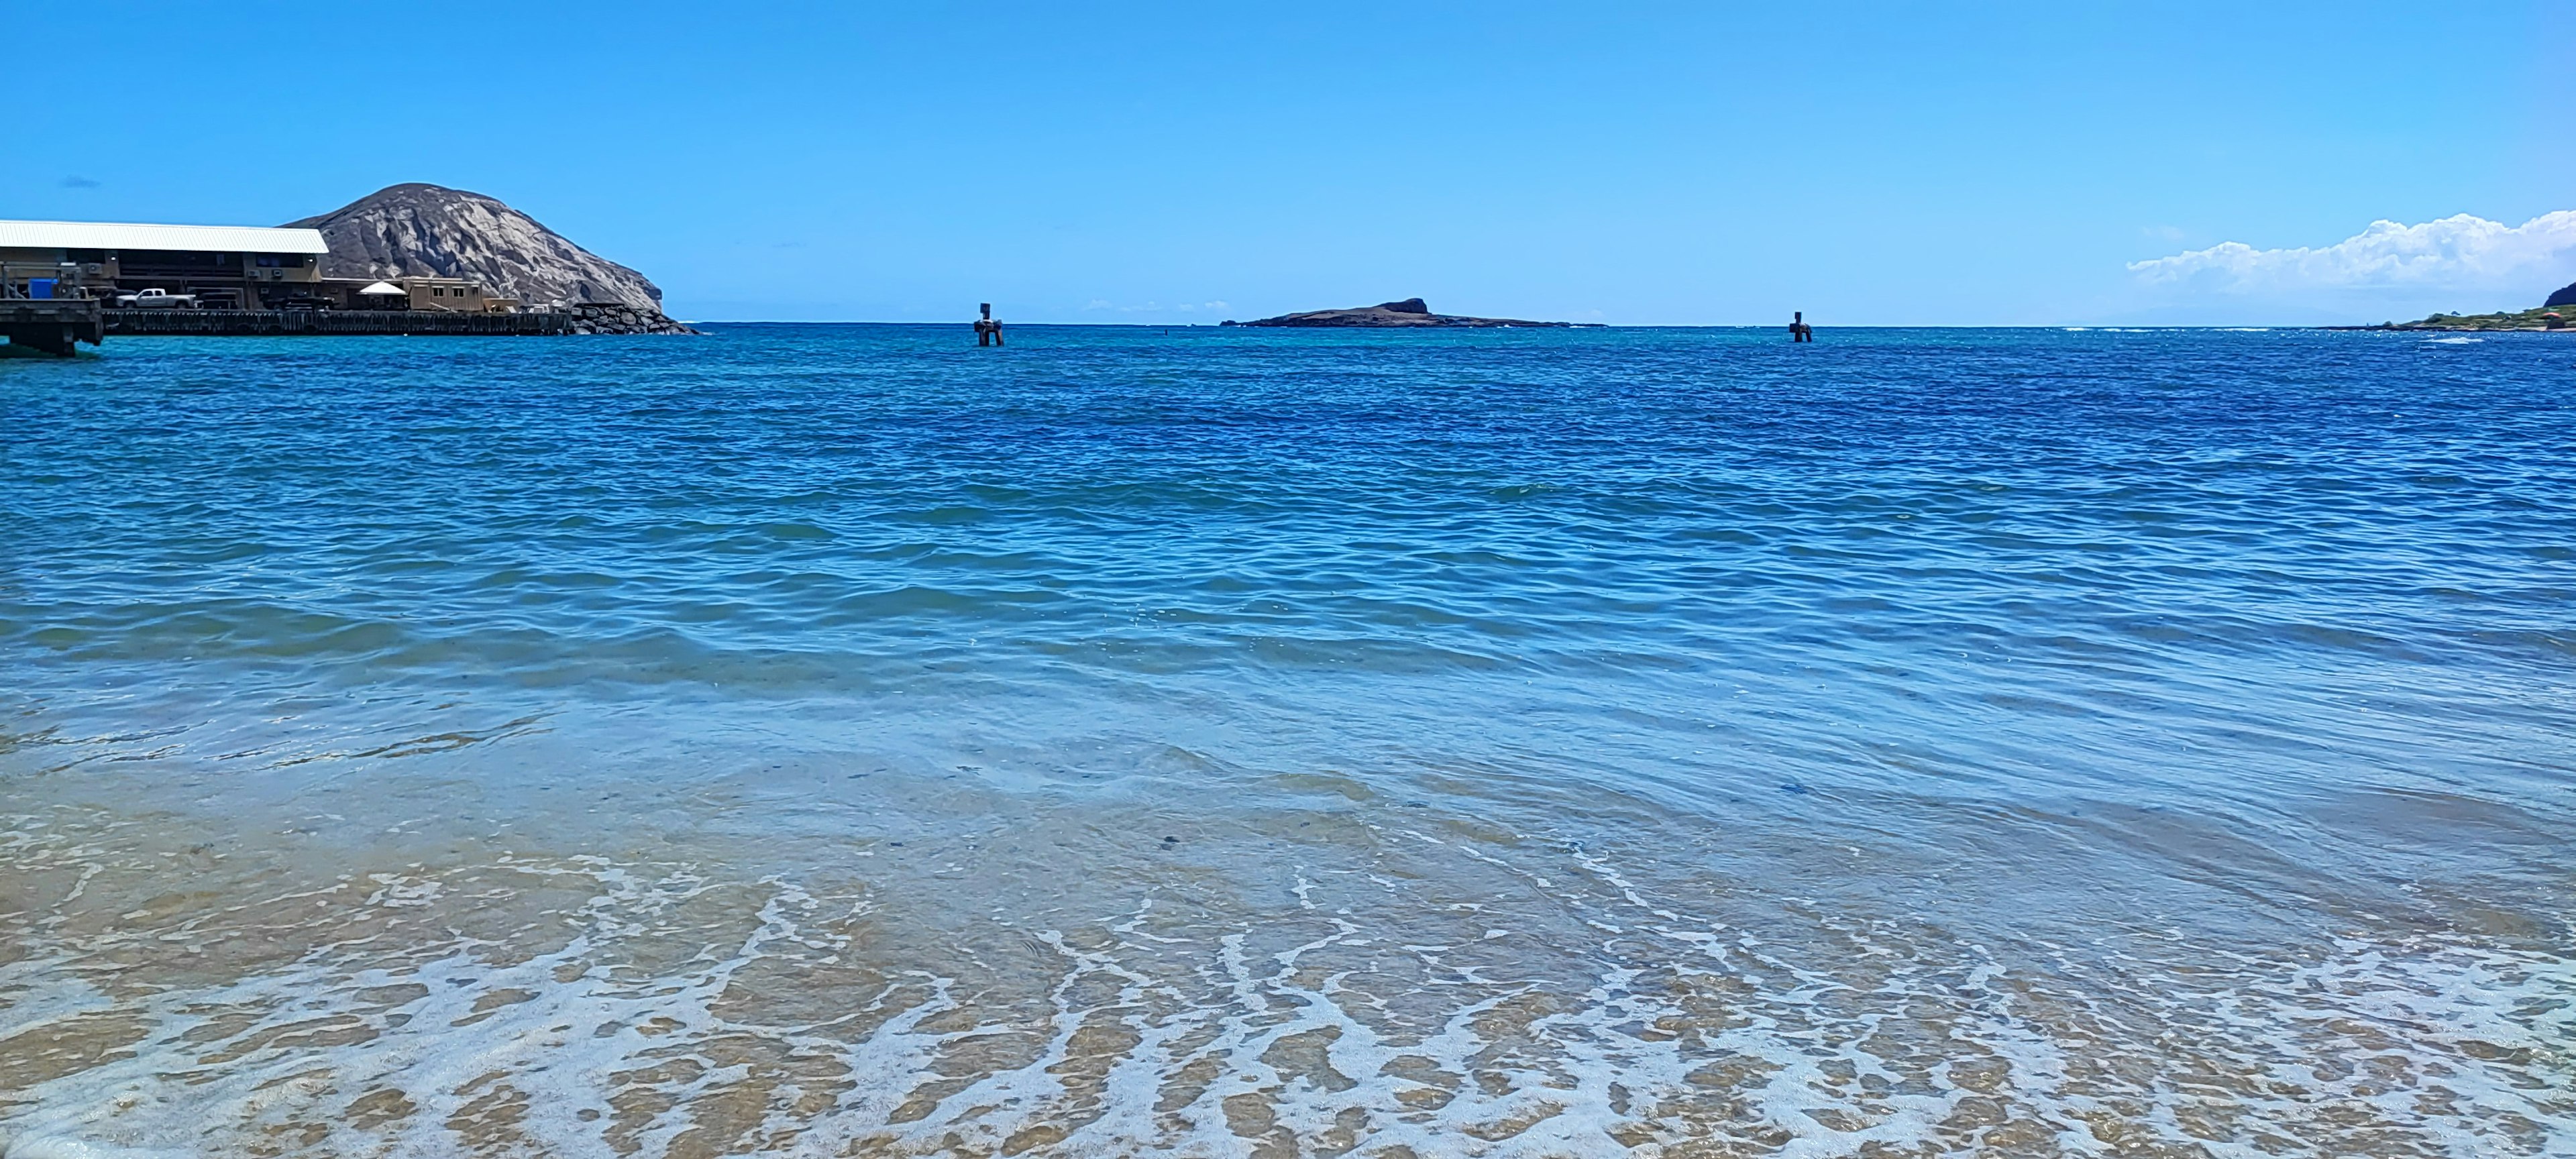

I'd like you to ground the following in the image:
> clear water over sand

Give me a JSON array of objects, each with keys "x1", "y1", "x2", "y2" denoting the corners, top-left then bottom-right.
[{"x1": 3, "y1": 326, "x2": 2570, "y2": 1157}]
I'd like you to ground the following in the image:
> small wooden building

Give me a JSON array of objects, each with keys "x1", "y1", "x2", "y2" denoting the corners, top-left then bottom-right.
[{"x1": 320, "y1": 276, "x2": 514, "y2": 313}]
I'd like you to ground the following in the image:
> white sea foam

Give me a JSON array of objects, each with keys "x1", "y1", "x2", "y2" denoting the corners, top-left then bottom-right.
[{"x1": 5, "y1": 831, "x2": 2570, "y2": 1158}]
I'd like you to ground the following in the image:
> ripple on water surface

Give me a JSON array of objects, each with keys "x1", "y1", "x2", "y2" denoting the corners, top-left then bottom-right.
[{"x1": 2, "y1": 327, "x2": 2572, "y2": 1157}]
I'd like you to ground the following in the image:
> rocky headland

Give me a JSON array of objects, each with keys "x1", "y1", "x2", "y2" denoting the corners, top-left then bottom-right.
[
  {"x1": 1224, "y1": 298, "x2": 1588, "y2": 328},
  {"x1": 286, "y1": 184, "x2": 697, "y2": 335},
  {"x1": 2362, "y1": 305, "x2": 2570, "y2": 331},
  {"x1": 2336, "y1": 280, "x2": 2575, "y2": 332}
]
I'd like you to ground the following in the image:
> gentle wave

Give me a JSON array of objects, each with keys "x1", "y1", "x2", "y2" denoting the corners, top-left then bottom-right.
[{"x1": 5, "y1": 326, "x2": 2573, "y2": 1156}]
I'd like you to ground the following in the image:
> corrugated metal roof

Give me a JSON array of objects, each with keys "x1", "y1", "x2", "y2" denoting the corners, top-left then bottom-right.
[{"x1": 0, "y1": 219, "x2": 331, "y2": 254}]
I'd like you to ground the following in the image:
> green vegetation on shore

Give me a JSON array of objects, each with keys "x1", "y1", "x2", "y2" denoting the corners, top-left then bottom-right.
[{"x1": 2376, "y1": 305, "x2": 2569, "y2": 331}]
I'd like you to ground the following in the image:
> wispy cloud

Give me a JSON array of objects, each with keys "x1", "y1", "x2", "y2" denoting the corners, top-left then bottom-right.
[{"x1": 2129, "y1": 211, "x2": 2576, "y2": 294}]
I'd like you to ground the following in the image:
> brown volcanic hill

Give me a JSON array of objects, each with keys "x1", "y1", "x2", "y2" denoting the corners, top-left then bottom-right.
[
  {"x1": 286, "y1": 184, "x2": 690, "y2": 331},
  {"x1": 1227, "y1": 297, "x2": 1585, "y2": 328}
]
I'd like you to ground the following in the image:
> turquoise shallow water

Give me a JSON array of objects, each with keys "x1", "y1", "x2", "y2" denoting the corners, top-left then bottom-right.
[{"x1": 2, "y1": 326, "x2": 2571, "y2": 1156}]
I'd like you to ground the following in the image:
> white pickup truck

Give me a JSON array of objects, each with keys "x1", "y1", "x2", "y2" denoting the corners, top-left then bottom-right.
[{"x1": 115, "y1": 288, "x2": 198, "y2": 309}]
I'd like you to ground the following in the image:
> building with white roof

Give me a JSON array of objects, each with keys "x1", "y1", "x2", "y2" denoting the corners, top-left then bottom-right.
[{"x1": 0, "y1": 219, "x2": 333, "y2": 310}]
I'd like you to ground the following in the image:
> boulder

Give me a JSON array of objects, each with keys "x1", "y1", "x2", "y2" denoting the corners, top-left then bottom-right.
[{"x1": 566, "y1": 302, "x2": 698, "y2": 336}]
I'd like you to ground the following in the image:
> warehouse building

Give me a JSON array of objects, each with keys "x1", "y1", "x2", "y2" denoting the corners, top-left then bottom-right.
[
  {"x1": 0, "y1": 219, "x2": 509, "y2": 313},
  {"x1": 0, "y1": 219, "x2": 332, "y2": 309}
]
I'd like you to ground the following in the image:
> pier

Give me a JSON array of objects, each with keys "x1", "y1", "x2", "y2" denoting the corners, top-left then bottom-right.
[
  {"x1": 3, "y1": 304, "x2": 580, "y2": 353},
  {"x1": 2, "y1": 298, "x2": 105, "y2": 354},
  {"x1": 3, "y1": 217, "x2": 591, "y2": 351},
  {"x1": 103, "y1": 309, "x2": 574, "y2": 337}
]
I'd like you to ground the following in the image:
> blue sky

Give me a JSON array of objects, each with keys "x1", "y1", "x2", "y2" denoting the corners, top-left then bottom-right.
[{"x1": 13, "y1": 3, "x2": 2571, "y2": 325}]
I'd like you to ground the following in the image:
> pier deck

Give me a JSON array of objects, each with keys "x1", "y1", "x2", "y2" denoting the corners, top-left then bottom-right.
[
  {"x1": 103, "y1": 309, "x2": 575, "y2": 337},
  {"x1": 2, "y1": 298, "x2": 105, "y2": 354}
]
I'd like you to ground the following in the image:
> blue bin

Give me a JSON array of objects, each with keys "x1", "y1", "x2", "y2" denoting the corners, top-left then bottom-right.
[{"x1": 29, "y1": 278, "x2": 56, "y2": 299}]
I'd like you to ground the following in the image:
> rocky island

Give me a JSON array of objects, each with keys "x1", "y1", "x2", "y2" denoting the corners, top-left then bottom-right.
[
  {"x1": 287, "y1": 184, "x2": 696, "y2": 335},
  {"x1": 1223, "y1": 298, "x2": 1589, "y2": 328}
]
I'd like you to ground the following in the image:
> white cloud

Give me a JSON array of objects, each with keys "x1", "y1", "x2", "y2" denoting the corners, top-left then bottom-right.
[{"x1": 2129, "y1": 211, "x2": 2576, "y2": 294}]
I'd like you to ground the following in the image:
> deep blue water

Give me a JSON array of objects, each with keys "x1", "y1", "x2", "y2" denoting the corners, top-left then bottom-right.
[{"x1": 3, "y1": 325, "x2": 2571, "y2": 1156}]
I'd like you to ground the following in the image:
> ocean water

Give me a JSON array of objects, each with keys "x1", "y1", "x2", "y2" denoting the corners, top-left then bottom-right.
[{"x1": 1, "y1": 325, "x2": 2570, "y2": 1158}]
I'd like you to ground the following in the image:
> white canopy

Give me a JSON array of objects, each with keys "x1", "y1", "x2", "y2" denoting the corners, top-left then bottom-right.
[{"x1": 358, "y1": 281, "x2": 405, "y2": 295}]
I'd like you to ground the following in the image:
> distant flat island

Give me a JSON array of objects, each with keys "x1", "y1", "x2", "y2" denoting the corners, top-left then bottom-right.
[{"x1": 1223, "y1": 298, "x2": 1594, "y2": 328}]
